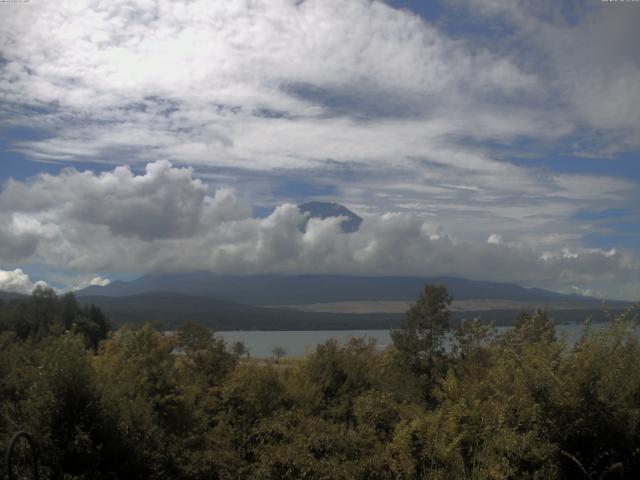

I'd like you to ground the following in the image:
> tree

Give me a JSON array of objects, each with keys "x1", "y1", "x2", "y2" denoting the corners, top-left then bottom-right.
[
  {"x1": 95, "y1": 324, "x2": 190, "y2": 478},
  {"x1": 177, "y1": 321, "x2": 214, "y2": 356},
  {"x1": 27, "y1": 285, "x2": 60, "y2": 340},
  {"x1": 0, "y1": 289, "x2": 110, "y2": 346},
  {"x1": 29, "y1": 334, "x2": 117, "y2": 479},
  {"x1": 59, "y1": 292, "x2": 80, "y2": 331},
  {"x1": 452, "y1": 317, "x2": 495, "y2": 375},
  {"x1": 222, "y1": 364, "x2": 287, "y2": 427},
  {"x1": 499, "y1": 308, "x2": 555, "y2": 350},
  {"x1": 232, "y1": 340, "x2": 249, "y2": 359},
  {"x1": 272, "y1": 346, "x2": 287, "y2": 363},
  {"x1": 390, "y1": 284, "x2": 452, "y2": 405},
  {"x1": 73, "y1": 304, "x2": 112, "y2": 351},
  {"x1": 391, "y1": 284, "x2": 451, "y2": 360},
  {"x1": 294, "y1": 337, "x2": 377, "y2": 427},
  {"x1": 176, "y1": 321, "x2": 236, "y2": 387}
]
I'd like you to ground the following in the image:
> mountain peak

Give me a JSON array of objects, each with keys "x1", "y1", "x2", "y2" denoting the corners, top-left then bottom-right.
[{"x1": 298, "y1": 201, "x2": 363, "y2": 233}]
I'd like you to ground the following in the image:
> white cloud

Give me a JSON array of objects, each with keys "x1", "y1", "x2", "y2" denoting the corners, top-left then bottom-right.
[
  {"x1": 0, "y1": 161, "x2": 638, "y2": 300},
  {"x1": 487, "y1": 234, "x2": 502, "y2": 245},
  {"x1": 465, "y1": 0, "x2": 640, "y2": 152},
  {"x1": 70, "y1": 276, "x2": 112, "y2": 292},
  {"x1": 0, "y1": 0, "x2": 556, "y2": 174},
  {"x1": 1, "y1": 160, "x2": 249, "y2": 240},
  {"x1": 0, "y1": 215, "x2": 41, "y2": 263},
  {"x1": 0, "y1": 1, "x2": 636, "y2": 187},
  {"x1": 571, "y1": 285, "x2": 602, "y2": 299},
  {"x1": 0, "y1": 268, "x2": 48, "y2": 295}
]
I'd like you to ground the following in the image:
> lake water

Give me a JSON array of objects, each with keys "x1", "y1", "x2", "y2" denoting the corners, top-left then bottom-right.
[{"x1": 218, "y1": 323, "x2": 619, "y2": 358}]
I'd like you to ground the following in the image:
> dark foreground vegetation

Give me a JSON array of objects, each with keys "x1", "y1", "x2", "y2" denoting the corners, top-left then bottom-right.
[{"x1": 1, "y1": 285, "x2": 639, "y2": 479}]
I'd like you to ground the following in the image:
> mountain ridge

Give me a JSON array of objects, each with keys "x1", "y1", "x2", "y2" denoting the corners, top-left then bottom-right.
[
  {"x1": 73, "y1": 290, "x2": 628, "y2": 330},
  {"x1": 76, "y1": 272, "x2": 623, "y2": 307},
  {"x1": 3, "y1": 279, "x2": 631, "y2": 331}
]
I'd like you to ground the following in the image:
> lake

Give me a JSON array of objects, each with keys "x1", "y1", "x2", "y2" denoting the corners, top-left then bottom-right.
[{"x1": 217, "y1": 323, "x2": 621, "y2": 358}]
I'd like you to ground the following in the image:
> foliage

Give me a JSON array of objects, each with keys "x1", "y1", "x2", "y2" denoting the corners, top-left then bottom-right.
[
  {"x1": 232, "y1": 340, "x2": 250, "y2": 358},
  {"x1": 1, "y1": 285, "x2": 639, "y2": 479},
  {"x1": 0, "y1": 287, "x2": 111, "y2": 350},
  {"x1": 390, "y1": 284, "x2": 452, "y2": 405}
]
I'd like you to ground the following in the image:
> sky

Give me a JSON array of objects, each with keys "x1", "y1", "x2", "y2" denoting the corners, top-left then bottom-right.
[{"x1": 0, "y1": 0, "x2": 639, "y2": 300}]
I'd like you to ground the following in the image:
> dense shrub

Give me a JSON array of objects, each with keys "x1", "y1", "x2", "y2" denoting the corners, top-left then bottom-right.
[{"x1": 0, "y1": 286, "x2": 639, "y2": 479}]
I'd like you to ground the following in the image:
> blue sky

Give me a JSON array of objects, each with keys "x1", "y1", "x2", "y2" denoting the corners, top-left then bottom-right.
[{"x1": 0, "y1": 0, "x2": 639, "y2": 300}]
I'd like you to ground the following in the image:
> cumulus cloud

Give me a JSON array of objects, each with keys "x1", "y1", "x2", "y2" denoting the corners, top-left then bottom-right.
[
  {"x1": 0, "y1": 269, "x2": 48, "y2": 295},
  {"x1": 0, "y1": 162, "x2": 638, "y2": 299},
  {"x1": 0, "y1": 216, "x2": 40, "y2": 263},
  {"x1": 1, "y1": 161, "x2": 249, "y2": 240},
  {"x1": 70, "y1": 276, "x2": 112, "y2": 292},
  {"x1": 487, "y1": 234, "x2": 502, "y2": 245}
]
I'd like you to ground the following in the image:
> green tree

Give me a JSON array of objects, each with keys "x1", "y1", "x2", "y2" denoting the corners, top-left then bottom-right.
[
  {"x1": 0, "y1": 289, "x2": 110, "y2": 347},
  {"x1": 95, "y1": 324, "x2": 192, "y2": 478},
  {"x1": 295, "y1": 337, "x2": 377, "y2": 428},
  {"x1": 73, "y1": 304, "x2": 112, "y2": 351},
  {"x1": 501, "y1": 308, "x2": 555, "y2": 348},
  {"x1": 551, "y1": 317, "x2": 640, "y2": 478},
  {"x1": 390, "y1": 284, "x2": 452, "y2": 405},
  {"x1": 176, "y1": 321, "x2": 236, "y2": 387},
  {"x1": 59, "y1": 292, "x2": 80, "y2": 331}
]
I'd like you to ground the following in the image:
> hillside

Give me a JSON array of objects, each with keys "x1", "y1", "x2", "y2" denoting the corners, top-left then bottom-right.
[
  {"x1": 75, "y1": 291, "x2": 627, "y2": 331},
  {"x1": 0, "y1": 291, "x2": 28, "y2": 301},
  {"x1": 76, "y1": 272, "x2": 619, "y2": 307},
  {"x1": 1, "y1": 287, "x2": 628, "y2": 330},
  {"x1": 77, "y1": 292, "x2": 400, "y2": 330}
]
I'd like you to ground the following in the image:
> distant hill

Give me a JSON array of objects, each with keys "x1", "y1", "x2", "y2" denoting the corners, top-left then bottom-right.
[
  {"x1": 77, "y1": 292, "x2": 400, "y2": 330},
  {"x1": 299, "y1": 201, "x2": 363, "y2": 233},
  {"x1": 0, "y1": 291, "x2": 28, "y2": 301},
  {"x1": 74, "y1": 291, "x2": 626, "y2": 330},
  {"x1": 2, "y1": 282, "x2": 630, "y2": 330},
  {"x1": 72, "y1": 272, "x2": 637, "y2": 329},
  {"x1": 76, "y1": 272, "x2": 617, "y2": 307}
]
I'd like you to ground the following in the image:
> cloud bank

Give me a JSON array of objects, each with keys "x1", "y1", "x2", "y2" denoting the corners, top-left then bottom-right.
[{"x1": 1, "y1": 162, "x2": 638, "y2": 300}]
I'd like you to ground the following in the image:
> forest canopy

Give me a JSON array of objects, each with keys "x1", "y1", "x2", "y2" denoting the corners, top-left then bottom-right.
[{"x1": 0, "y1": 285, "x2": 639, "y2": 479}]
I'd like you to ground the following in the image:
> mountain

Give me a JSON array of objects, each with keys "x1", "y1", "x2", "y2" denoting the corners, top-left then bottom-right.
[
  {"x1": 77, "y1": 291, "x2": 399, "y2": 330},
  {"x1": 0, "y1": 291, "x2": 28, "y2": 301},
  {"x1": 76, "y1": 272, "x2": 620, "y2": 307},
  {"x1": 74, "y1": 291, "x2": 626, "y2": 331},
  {"x1": 299, "y1": 202, "x2": 363, "y2": 233},
  {"x1": 4, "y1": 272, "x2": 632, "y2": 330},
  {"x1": 253, "y1": 201, "x2": 363, "y2": 233}
]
